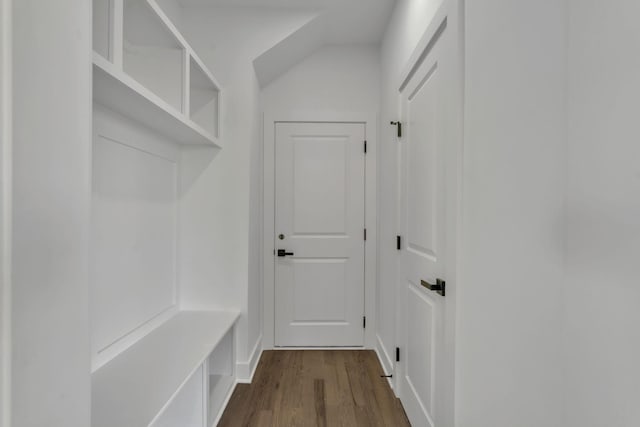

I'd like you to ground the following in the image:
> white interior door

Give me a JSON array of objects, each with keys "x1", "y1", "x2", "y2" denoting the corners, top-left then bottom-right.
[
  {"x1": 274, "y1": 122, "x2": 366, "y2": 347},
  {"x1": 396, "y1": 10, "x2": 459, "y2": 427}
]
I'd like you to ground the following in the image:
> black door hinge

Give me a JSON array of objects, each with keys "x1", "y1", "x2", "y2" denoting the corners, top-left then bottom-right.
[
  {"x1": 364, "y1": 140, "x2": 367, "y2": 153},
  {"x1": 396, "y1": 347, "x2": 400, "y2": 362},
  {"x1": 396, "y1": 235, "x2": 401, "y2": 250},
  {"x1": 364, "y1": 228, "x2": 367, "y2": 241},
  {"x1": 363, "y1": 316, "x2": 366, "y2": 329},
  {"x1": 390, "y1": 121, "x2": 402, "y2": 138}
]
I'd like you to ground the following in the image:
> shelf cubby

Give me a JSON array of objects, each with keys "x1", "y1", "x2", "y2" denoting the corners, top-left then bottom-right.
[
  {"x1": 92, "y1": 0, "x2": 222, "y2": 147},
  {"x1": 123, "y1": 0, "x2": 184, "y2": 112},
  {"x1": 94, "y1": 53, "x2": 217, "y2": 146},
  {"x1": 189, "y1": 56, "x2": 220, "y2": 138}
]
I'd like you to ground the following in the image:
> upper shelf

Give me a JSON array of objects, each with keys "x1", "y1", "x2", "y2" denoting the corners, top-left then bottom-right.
[
  {"x1": 93, "y1": 0, "x2": 222, "y2": 146},
  {"x1": 94, "y1": 54, "x2": 219, "y2": 146}
]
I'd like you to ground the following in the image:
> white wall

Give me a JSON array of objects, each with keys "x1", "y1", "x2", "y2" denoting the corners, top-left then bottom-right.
[
  {"x1": 247, "y1": 69, "x2": 264, "y2": 368},
  {"x1": 381, "y1": 0, "x2": 568, "y2": 425},
  {"x1": 565, "y1": 1, "x2": 640, "y2": 426},
  {"x1": 178, "y1": 61, "x2": 257, "y2": 368},
  {"x1": 0, "y1": 0, "x2": 11, "y2": 425},
  {"x1": 458, "y1": 1, "x2": 567, "y2": 426},
  {"x1": 11, "y1": 0, "x2": 92, "y2": 426},
  {"x1": 91, "y1": 106, "x2": 182, "y2": 370},
  {"x1": 260, "y1": 44, "x2": 380, "y2": 350},
  {"x1": 382, "y1": 2, "x2": 640, "y2": 426},
  {"x1": 174, "y1": 6, "x2": 311, "y2": 376},
  {"x1": 378, "y1": 0, "x2": 445, "y2": 376},
  {"x1": 261, "y1": 44, "x2": 380, "y2": 112}
]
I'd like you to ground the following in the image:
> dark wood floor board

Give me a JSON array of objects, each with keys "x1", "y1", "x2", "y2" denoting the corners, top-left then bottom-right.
[
  {"x1": 313, "y1": 379, "x2": 327, "y2": 427},
  {"x1": 347, "y1": 353, "x2": 385, "y2": 427},
  {"x1": 217, "y1": 383, "x2": 251, "y2": 427},
  {"x1": 364, "y1": 353, "x2": 409, "y2": 426},
  {"x1": 217, "y1": 350, "x2": 410, "y2": 427}
]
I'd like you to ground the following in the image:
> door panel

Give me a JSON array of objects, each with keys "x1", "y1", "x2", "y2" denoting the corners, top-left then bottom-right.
[
  {"x1": 292, "y1": 138, "x2": 347, "y2": 234},
  {"x1": 275, "y1": 122, "x2": 365, "y2": 347},
  {"x1": 406, "y1": 283, "x2": 435, "y2": 416},
  {"x1": 407, "y1": 63, "x2": 441, "y2": 263},
  {"x1": 292, "y1": 258, "x2": 347, "y2": 321}
]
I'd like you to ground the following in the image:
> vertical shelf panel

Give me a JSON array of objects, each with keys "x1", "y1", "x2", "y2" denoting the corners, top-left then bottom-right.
[
  {"x1": 206, "y1": 330, "x2": 234, "y2": 427},
  {"x1": 93, "y1": 0, "x2": 111, "y2": 60},
  {"x1": 150, "y1": 365, "x2": 205, "y2": 427}
]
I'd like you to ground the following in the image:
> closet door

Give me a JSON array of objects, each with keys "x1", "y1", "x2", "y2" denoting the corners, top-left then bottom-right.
[
  {"x1": 396, "y1": 4, "x2": 461, "y2": 426},
  {"x1": 274, "y1": 122, "x2": 366, "y2": 347}
]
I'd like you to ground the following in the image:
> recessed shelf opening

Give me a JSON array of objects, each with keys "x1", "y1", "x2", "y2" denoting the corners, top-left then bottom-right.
[
  {"x1": 123, "y1": 0, "x2": 184, "y2": 112},
  {"x1": 190, "y1": 57, "x2": 220, "y2": 138}
]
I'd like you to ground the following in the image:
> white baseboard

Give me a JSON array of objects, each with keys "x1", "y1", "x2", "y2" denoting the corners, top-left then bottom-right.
[
  {"x1": 375, "y1": 334, "x2": 395, "y2": 391},
  {"x1": 236, "y1": 334, "x2": 262, "y2": 383}
]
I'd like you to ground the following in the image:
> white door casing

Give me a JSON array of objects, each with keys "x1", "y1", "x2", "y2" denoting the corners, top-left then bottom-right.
[
  {"x1": 395, "y1": 3, "x2": 462, "y2": 427},
  {"x1": 0, "y1": 0, "x2": 11, "y2": 424},
  {"x1": 274, "y1": 122, "x2": 366, "y2": 347}
]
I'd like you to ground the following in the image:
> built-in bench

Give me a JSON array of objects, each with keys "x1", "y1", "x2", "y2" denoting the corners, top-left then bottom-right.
[{"x1": 92, "y1": 311, "x2": 239, "y2": 427}]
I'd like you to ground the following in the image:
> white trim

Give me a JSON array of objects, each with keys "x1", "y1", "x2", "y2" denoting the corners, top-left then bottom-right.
[
  {"x1": 374, "y1": 336, "x2": 395, "y2": 393},
  {"x1": 397, "y1": 1, "x2": 450, "y2": 91},
  {"x1": 375, "y1": 334, "x2": 394, "y2": 379},
  {"x1": 270, "y1": 347, "x2": 367, "y2": 351},
  {"x1": 0, "y1": 0, "x2": 12, "y2": 424},
  {"x1": 262, "y1": 111, "x2": 378, "y2": 350},
  {"x1": 236, "y1": 334, "x2": 263, "y2": 383},
  {"x1": 92, "y1": 306, "x2": 179, "y2": 372}
]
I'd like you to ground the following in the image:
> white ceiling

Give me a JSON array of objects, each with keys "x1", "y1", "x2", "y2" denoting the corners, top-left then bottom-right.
[
  {"x1": 177, "y1": 0, "x2": 395, "y2": 87},
  {"x1": 179, "y1": 0, "x2": 396, "y2": 44}
]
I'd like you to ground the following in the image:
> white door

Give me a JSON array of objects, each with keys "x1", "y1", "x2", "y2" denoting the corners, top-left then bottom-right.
[
  {"x1": 396, "y1": 9, "x2": 460, "y2": 427},
  {"x1": 274, "y1": 122, "x2": 366, "y2": 347}
]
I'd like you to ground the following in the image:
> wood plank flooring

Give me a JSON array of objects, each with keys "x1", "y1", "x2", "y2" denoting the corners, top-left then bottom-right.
[{"x1": 218, "y1": 350, "x2": 410, "y2": 427}]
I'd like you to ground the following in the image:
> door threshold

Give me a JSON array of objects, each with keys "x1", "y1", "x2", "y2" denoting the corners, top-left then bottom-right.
[{"x1": 271, "y1": 346, "x2": 365, "y2": 350}]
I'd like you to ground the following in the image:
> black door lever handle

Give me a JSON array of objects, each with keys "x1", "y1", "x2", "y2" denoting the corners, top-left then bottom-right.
[
  {"x1": 420, "y1": 278, "x2": 446, "y2": 297},
  {"x1": 277, "y1": 249, "x2": 294, "y2": 257}
]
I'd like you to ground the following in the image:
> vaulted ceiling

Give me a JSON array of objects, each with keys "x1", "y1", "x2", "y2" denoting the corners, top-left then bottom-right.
[
  {"x1": 178, "y1": 0, "x2": 396, "y2": 86},
  {"x1": 180, "y1": 0, "x2": 395, "y2": 44}
]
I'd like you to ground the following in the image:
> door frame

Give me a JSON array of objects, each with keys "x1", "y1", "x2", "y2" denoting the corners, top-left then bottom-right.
[
  {"x1": 262, "y1": 111, "x2": 378, "y2": 349},
  {"x1": 394, "y1": 1, "x2": 464, "y2": 426},
  {"x1": 0, "y1": 0, "x2": 12, "y2": 424}
]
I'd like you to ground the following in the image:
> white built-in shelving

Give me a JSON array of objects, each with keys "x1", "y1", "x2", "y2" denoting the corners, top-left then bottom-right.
[
  {"x1": 93, "y1": 0, "x2": 222, "y2": 147},
  {"x1": 91, "y1": 2, "x2": 233, "y2": 426}
]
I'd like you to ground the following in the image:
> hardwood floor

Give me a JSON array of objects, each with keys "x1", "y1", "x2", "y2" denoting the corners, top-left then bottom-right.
[{"x1": 218, "y1": 350, "x2": 410, "y2": 427}]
